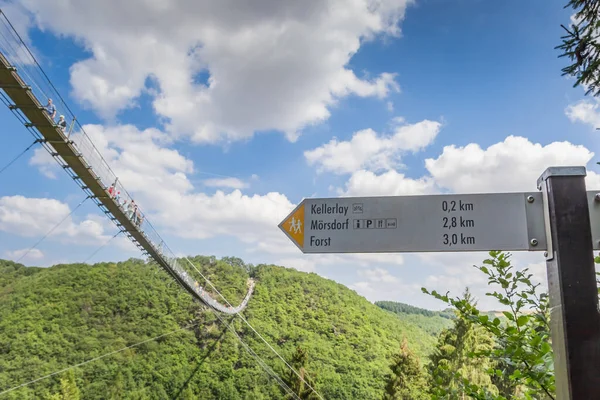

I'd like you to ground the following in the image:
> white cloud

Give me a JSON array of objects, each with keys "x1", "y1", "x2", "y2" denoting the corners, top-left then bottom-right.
[
  {"x1": 305, "y1": 119, "x2": 441, "y2": 174},
  {"x1": 15, "y1": 0, "x2": 412, "y2": 143},
  {"x1": 157, "y1": 190, "x2": 295, "y2": 244},
  {"x1": 337, "y1": 169, "x2": 437, "y2": 196},
  {"x1": 0, "y1": 195, "x2": 122, "y2": 247},
  {"x1": 203, "y1": 177, "x2": 249, "y2": 189},
  {"x1": 358, "y1": 267, "x2": 399, "y2": 283},
  {"x1": 348, "y1": 253, "x2": 403, "y2": 265},
  {"x1": 565, "y1": 99, "x2": 600, "y2": 128},
  {"x1": 425, "y1": 135, "x2": 600, "y2": 193},
  {"x1": 4, "y1": 248, "x2": 44, "y2": 262},
  {"x1": 276, "y1": 257, "x2": 317, "y2": 273},
  {"x1": 332, "y1": 135, "x2": 600, "y2": 197},
  {"x1": 349, "y1": 276, "x2": 420, "y2": 303},
  {"x1": 29, "y1": 149, "x2": 59, "y2": 179}
]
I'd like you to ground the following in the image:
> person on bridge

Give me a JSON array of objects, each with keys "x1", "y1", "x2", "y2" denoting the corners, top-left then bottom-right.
[
  {"x1": 57, "y1": 115, "x2": 67, "y2": 131},
  {"x1": 127, "y1": 200, "x2": 135, "y2": 220},
  {"x1": 44, "y1": 99, "x2": 56, "y2": 120},
  {"x1": 136, "y1": 209, "x2": 144, "y2": 227},
  {"x1": 132, "y1": 204, "x2": 139, "y2": 225}
]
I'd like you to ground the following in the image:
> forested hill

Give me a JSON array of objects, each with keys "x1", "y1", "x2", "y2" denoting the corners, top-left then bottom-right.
[
  {"x1": 375, "y1": 301, "x2": 455, "y2": 319},
  {"x1": 375, "y1": 301, "x2": 455, "y2": 337},
  {"x1": 0, "y1": 256, "x2": 438, "y2": 399},
  {"x1": 375, "y1": 301, "x2": 509, "y2": 338}
]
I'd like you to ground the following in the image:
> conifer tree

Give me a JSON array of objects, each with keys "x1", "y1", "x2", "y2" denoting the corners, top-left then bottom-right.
[
  {"x1": 282, "y1": 346, "x2": 319, "y2": 400},
  {"x1": 48, "y1": 370, "x2": 80, "y2": 400},
  {"x1": 382, "y1": 337, "x2": 428, "y2": 400},
  {"x1": 557, "y1": 0, "x2": 600, "y2": 96},
  {"x1": 427, "y1": 288, "x2": 497, "y2": 399}
]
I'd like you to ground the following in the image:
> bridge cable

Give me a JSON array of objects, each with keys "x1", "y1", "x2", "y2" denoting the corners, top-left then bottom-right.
[
  {"x1": 82, "y1": 230, "x2": 122, "y2": 264},
  {"x1": 0, "y1": 22, "x2": 50, "y2": 101},
  {"x1": 15, "y1": 195, "x2": 90, "y2": 264},
  {"x1": 0, "y1": 139, "x2": 40, "y2": 176},
  {"x1": 198, "y1": 296, "x2": 301, "y2": 400},
  {"x1": 0, "y1": 308, "x2": 299, "y2": 399},
  {"x1": 183, "y1": 257, "x2": 324, "y2": 400},
  {"x1": 149, "y1": 260, "x2": 298, "y2": 398},
  {"x1": 0, "y1": 10, "x2": 77, "y2": 129},
  {"x1": 0, "y1": 11, "x2": 56, "y2": 103}
]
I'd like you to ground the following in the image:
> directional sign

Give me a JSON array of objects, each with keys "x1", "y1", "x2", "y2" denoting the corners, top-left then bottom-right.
[{"x1": 279, "y1": 192, "x2": 555, "y2": 253}]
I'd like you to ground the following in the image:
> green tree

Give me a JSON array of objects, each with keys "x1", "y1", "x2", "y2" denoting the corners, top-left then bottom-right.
[
  {"x1": 427, "y1": 288, "x2": 497, "y2": 399},
  {"x1": 382, "y1": 338, "x2": 428, "y2": 399},
  {"x1": 423, "y1": 251, "x2": 555, "y2": 400},
  {"x1": 48, "y1": 370, "x2": 80, "y2": 400},
  {"x1": 281, "y1": 346, "x2": 319, "y2": 400},
  {"x1": 557, "y1": 0, "x2": 600, "y2": 96}
]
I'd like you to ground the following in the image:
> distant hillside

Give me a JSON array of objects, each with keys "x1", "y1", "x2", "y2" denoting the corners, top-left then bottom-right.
[
  {"x1": 375, "y1": 301, "x2": 455, "y2": 319},
  {"x1": 375, "y1": 301, "x2": 455, "y2": 337},
  {"x1": 0, "y1": 256, "x2": 439, "y2": 399},
  {"x1": 375, "y1": 301, "x2": 510, "y2": 339}
]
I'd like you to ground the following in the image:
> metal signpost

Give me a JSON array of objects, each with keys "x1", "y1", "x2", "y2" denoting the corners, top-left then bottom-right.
[{"x1": 279, "y1": 166, "x2": 600, "y2": 400}]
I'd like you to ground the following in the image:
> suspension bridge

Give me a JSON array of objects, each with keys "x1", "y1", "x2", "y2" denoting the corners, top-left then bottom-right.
[
  {"x1": 0, "y1": 31, "x2": 253, "y2": 315},
  {"x1": 0, "y1": 9, "x2": 326, "y2": 399}
]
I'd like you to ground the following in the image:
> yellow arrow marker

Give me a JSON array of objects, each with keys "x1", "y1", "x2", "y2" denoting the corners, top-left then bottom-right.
[{"x1": 279, "y1": 203, "x2": 305, "y2": 248}]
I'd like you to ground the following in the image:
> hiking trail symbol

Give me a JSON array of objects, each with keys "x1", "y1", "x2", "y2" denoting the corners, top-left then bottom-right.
[{"x1": 279, "y1": 203, "x2": 305, "y2": 249}]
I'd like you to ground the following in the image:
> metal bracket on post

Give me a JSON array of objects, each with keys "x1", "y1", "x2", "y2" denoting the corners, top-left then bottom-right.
[{"x1": 536, "y1": 166, "x2": 600, "y2": 400}]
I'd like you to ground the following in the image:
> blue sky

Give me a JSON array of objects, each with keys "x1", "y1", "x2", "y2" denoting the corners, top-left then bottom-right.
[{"x1": 0, "y1": 0, "x2": 598, "y2": 310}]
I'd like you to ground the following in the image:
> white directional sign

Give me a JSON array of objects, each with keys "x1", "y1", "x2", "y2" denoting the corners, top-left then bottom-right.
[{"x1": 279, "y1": 193, "x2": 553, "y2": 253}]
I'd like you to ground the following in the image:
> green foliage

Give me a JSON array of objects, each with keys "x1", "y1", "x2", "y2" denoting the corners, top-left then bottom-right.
[
  {"x1": 48, "y1": 370, "x2": 80, "y2": 400},
  {"x1": 423, "y1": 251, "x2": 555, "y2": 400},
  {"x1": 280, "y1": 346, "x2": 319, "y2": 399},
  {"x1": 0, "y1": 256, "x2": 437, "y2": 399},
  {"x1": 244, "y1": 264, "x2": 436, "y2": 399},
  {"x1": 556, "y1": 0, "x2": 600, "y2": 96},
  {"x1": 427, "y1": 289, "x2": 498, "y2": 399},
  {"x1": 382, "y1": 338, "x2": 428, "y2": 400},
  {"x1": 0, "y1": 259, "x2": 43, "y2": 288}
]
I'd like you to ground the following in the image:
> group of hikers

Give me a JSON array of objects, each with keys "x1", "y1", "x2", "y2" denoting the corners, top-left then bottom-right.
[
  {"x1": 43, "y1": 98, "x2": 68, "y2": 133},
  {"x1": 43, "y1": 98, "x2": 146, "y2": 229},
  {"x1": 42, "y1": 98, "x2": 144, "y2": 231},
  {"x1": 107, "y1": 182, "x2": 144, "y2": 228}
]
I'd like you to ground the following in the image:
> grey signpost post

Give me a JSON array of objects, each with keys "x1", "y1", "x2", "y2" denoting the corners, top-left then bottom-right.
[
  {"x1": 279, "y1": 165, "x2": 600, "y2": 399},
  {"x1": 537, "y1": 167, "x2": 600, "y2": 400}
]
